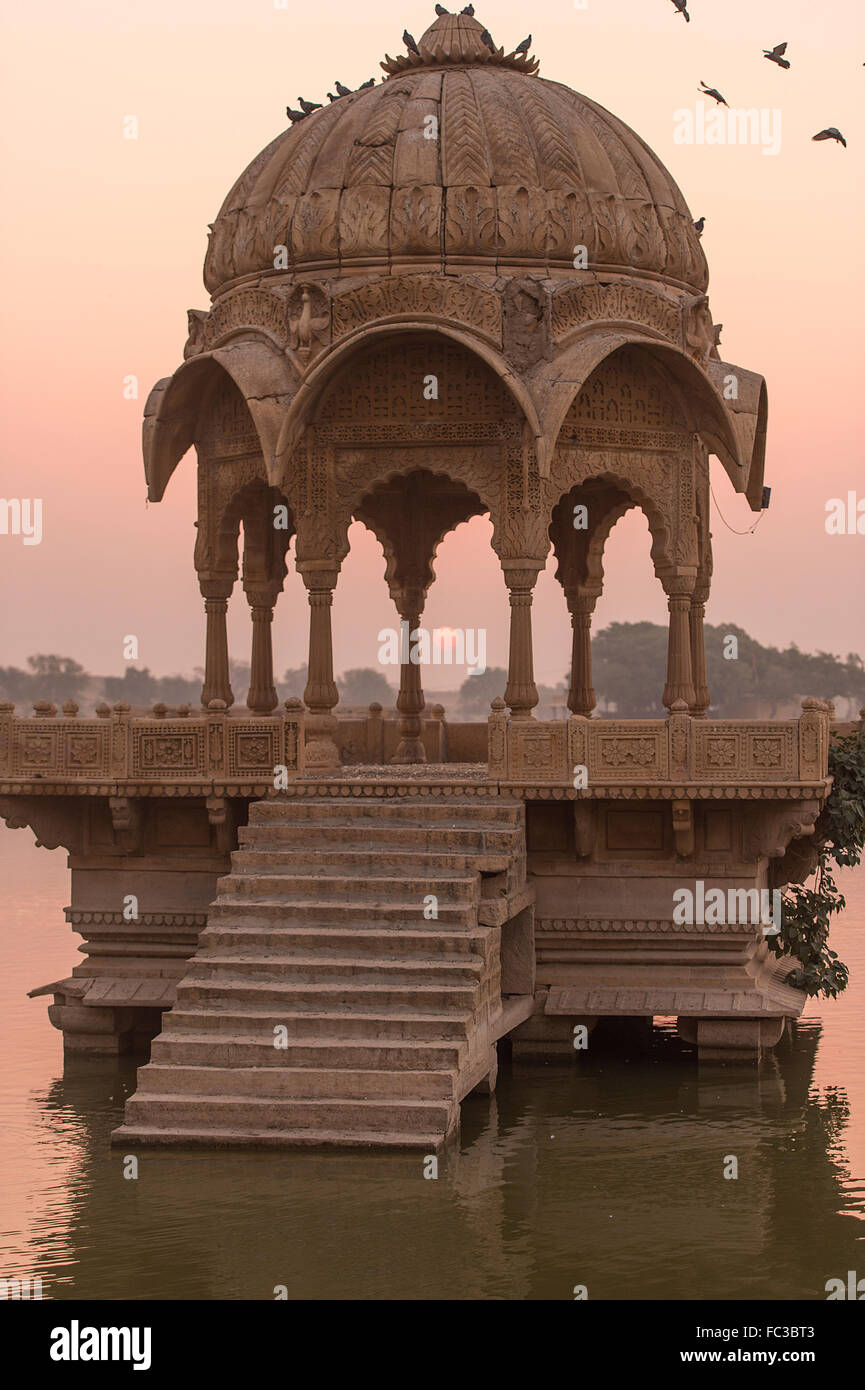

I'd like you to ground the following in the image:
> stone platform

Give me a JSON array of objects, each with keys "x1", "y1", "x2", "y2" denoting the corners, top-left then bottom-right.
[{"x1": 0, "y1": 699, "x2": 839, "y2": 1148}]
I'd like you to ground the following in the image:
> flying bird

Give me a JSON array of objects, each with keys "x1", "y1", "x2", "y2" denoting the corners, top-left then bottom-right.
[
  {"x1": 670, "y1": 0, "x2": 690, "y2": 22},
  {"x1": 812, "y1": 127, "x2": 847, "y2": 147},
  {"x1": 699, "y1": 81, "x2": 728, "y2": 107},
  {"x1": 403, "y1": 29, "x2": 421, "y2": 55},
  {"x1": 480, "y1": 28, "x2": 497, "y2": 53},
  {"x1": 693, "y1": 216, "x2": 705, "y2": 237},
  {"x1": 298, "y1": 97, "x2": 322, "y2": 114},
  {"x1": 359, "y1": 78, "x2": 376, "y2": 88},
  {"x1": 515, "y1": 34, "x2": 532, "y2": 56},
  {"x1": 335, "y1": 81, "x2": 352, "y2": 97},
  {"x1": 286, "y1": 106, "x2": 307, "y2": 123},
  {"x1": 763, "y1": 42, "x2": 790, "y2": 69}
]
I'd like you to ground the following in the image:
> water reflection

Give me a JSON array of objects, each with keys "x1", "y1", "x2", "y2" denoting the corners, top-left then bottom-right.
[{"x1": 1, "y1": 831, "x2": 863, "y2": 1300}]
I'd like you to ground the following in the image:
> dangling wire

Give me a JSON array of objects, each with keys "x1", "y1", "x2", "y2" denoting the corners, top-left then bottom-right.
[{"x1": 710, "y1": 482, "x2": 765, "y2": 536}]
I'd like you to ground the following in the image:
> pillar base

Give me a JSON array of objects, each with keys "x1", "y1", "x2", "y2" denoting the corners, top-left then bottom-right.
[
  {"x1": 677, "y1": 1015, "x2": 787, "y2": 1064},
  {"x1": 470, "y1": 1046, "x2": 498, "y2": 1095},
  {"x1": 47, "y1": 1001, "x2": 137, "y2": 1055},
  {"x1": 511, "y1": 1012, "x2": 598, "y2": 1060},
  {"x1": 391, "y1": 736, "x2": 426, "y2": 765},
  {"x1": 304, "y1": 714, "x2": 340, "y2": 771}
]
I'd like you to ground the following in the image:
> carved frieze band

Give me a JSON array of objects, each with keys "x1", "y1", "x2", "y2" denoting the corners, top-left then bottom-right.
[
  {"x1": 0, "y1": 712, "x2": 304, "y2": 782},
  {"x1": 204, "y1": 288, "x2": 290, "y2": 347},
  {"x1": 332, "y1": 276, "x2": 501, "y2": 341},
  {"x1": 552, "y1": 282, "x2": 682, "y2": 344},
  {"x1": 65, "y1": 910, "x2": 208, "y2": 928},
  {"x1": 495, "y1": 710, "x2": 828, "y2": 786},
  {"x1": 536, "y1": 917, "x2": 748, "y2": 935}
]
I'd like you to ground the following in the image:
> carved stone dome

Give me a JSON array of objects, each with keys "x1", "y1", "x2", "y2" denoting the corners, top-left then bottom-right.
[{"x1": 203, "y1": 11, "x2": 708, "y2": 297}]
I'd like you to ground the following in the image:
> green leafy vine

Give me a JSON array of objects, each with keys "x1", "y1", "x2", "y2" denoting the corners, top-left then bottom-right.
[{"x1": 768, "y1": 727, "x2": 865, "y2": 998}]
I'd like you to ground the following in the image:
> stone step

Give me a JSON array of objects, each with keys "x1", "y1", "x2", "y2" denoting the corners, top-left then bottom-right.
[
  {"x1": 215, "y1": 872, "x2": 480, "y2": 903},
  {"x1": 206, "y1": 899, "x2": 477, "y2": 928},
  {"x1": 150, "y1": 1033, "x2": 465, "y2": 1071},
  {"x1": 175, "y1": 977, "x2": 480, "y2": 1012},
  {"x1": 248, "y1": 798, "x2": 521, "y2": 826},
  {"x1": 165, "y1": 1006, "x2": 472, "y2": 1041},
  {"x1": 121, "y1": 1092, "x2": 456, "y2": 1136},
  {"x1": 138, "y1": 1063, "x2": 456, "y2": 1100},
  {"x1": 199, "y1": 924, "x2": 491, "y2": 957},
  {"x1": 183, "y1": 953, "x2": 485, "y2": 987},
  {"x1": 238, "y1": 823, "x2": 519, "y2": 852},
  {"x1": 112, "y1": 1123, "x2": 445, "y2": 1150},
  {"x1": 230, "y1": 848, "x2": 511, "y2": 875},
  {"x1": 114, "y1": 789, "x2": 520, "y2": 1150}
]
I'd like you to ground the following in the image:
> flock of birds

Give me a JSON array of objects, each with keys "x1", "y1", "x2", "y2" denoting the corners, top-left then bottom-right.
[
  {"x1": 286, "y1": 6, "x2": 529, "y2": 125},
  {"x1": 287, "y1": 4, "x2": 849, "y2": 163},
  {"x1": 670, "y1": 2, "x2": 847, "y2": 152}
]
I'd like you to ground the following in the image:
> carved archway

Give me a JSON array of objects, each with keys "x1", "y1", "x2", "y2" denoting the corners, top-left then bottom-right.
[{"x1": 355, "y1": 469, "x2": 486, "y2": 762}]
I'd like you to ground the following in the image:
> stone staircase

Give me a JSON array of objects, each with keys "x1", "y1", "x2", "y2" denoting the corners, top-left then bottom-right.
[{"x1": 112, "y1": 793, "x2": 525, "y2": 1149}]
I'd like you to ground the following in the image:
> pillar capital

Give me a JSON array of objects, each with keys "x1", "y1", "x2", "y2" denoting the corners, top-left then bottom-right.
[
  {"x1": 563, "y1": 585, "x2": 601, "y2": 619},
  {"x1": 199, "y1": 574, "x2": 236, "y2": 602},
  {"x1": 502, "y1": 561, "x2": 543, "y2": 594},
  {"x1": 297, "y1": 562, "x2": 340, "y2": 593}
]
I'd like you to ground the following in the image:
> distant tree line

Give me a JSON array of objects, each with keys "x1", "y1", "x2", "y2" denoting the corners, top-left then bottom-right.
[
  {"x1": 0, "y1": 656, "x2": 394, "y2": 712},
  {"x1": 588, "y1": 622, "x2": 865, "y2": 718},
  {"x1": 3, "y1": 626, "x2": 862, "y2": 719}
]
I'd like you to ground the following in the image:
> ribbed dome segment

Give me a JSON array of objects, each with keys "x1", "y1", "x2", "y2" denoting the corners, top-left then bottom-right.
[{"x1": 203, "y1": 13, "x2": 707, "y2": 296}]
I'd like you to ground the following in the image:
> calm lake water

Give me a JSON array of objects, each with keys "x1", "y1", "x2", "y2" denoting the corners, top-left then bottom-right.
[{"x1": 1, "y1": 826, "x2": 863, "y2": 1301}]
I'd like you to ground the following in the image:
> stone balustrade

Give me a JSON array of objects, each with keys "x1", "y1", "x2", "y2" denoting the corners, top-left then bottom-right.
[
  {"x1": 0, "y1": 699, "x2": 305, "y2": 794},
  {"x1": 0, "y1": 696, "x2": 840, "y2": 799},
  {"x1": 487, "y1": 697, "x2": 834, "y2": 796}
]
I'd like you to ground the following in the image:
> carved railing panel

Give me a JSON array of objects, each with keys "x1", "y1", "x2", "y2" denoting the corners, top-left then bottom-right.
[
  {"x1": 0, "y1": 704, "x2": 305, "y2": 793},
  {"x1": 490, "y1": 701, "x2": 832, "y2": 792}
]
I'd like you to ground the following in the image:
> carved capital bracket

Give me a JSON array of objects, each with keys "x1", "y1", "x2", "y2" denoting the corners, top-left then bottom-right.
[
  {"x1": 206, "y1": 795, "x2": 237, "y2": 854},
  {"x1": 672, "y1": 797, "x2": 694, "y2": 857},
  {"x1": 108, "y1": 796, "x2": 143, "y2": 854},
  {"x1": 745, "y1": 800, "x2": 822, "y2": 863},
  {"x1": 573, "y1": 802, "x2": 595, "y2": 858},
  {"x1": 0, "y1": 795, "x2": 85, "y2": 853}
]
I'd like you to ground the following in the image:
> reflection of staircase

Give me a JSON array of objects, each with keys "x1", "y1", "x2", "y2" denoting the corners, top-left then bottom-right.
[{"x1": 113, "y1": 795, "x2": 526, "y2": 1149}]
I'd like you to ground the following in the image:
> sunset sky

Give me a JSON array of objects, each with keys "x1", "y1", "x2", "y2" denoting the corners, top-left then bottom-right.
[{"x1": 1, "y1": 0, "x2": 862, "y2": 692}]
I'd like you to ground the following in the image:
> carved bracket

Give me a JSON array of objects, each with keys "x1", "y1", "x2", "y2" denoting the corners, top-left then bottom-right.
[
  {"x1": 745, "y1": 801, "x2": 821, "y2": 862},
  {"x1": 108, "y1": 796, "x2": 143, "y2": 854},
  {"x1": 0, "y1": 795, "x2": 85, "y2": 853},
  {"x1": 573, "y1": 802, "x2": 595, "y2": 858},
  {"x1": 206, "y1": 795, "x2": 237, "y2": 854},
  {"x1": 672, "y1": 798, "x2": 694, "y2": 857}
]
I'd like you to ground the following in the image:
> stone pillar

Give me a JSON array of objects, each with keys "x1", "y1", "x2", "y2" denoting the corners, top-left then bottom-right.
[
  {"x1": 663, "y1": 578, "x2": 696, "y2": 712},
  {"x1": 200, "y1": 577, "x2": 234, "y2": 709},
  {"x1": 244, "y1": 584, "x2": 280, "y2": 715},
  {"x1": 689, "y1": 586, "x2": 710, "y2": 717},
  {"x1": 565, "y1": 588, "x2": 598, "y2": 718},
  {"x1": 392, "y1": 596, "x2": 426, "y2": 765},
  {"x1": 301, "y1": 568, "x2": 340, "y2": 771},
  {"x1": 503, "y1": 565, "x2": 541, "y2": 720}
]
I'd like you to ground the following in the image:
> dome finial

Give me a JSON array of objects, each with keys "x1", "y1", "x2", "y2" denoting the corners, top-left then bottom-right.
[{"x1": 381, "y1": 10, "x2": 539, "y2": 76}]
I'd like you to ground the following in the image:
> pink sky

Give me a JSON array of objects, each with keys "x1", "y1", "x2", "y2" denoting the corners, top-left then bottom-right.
[{"x1": 1, "y1": 0, "x2": 863, "y2": 692}]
